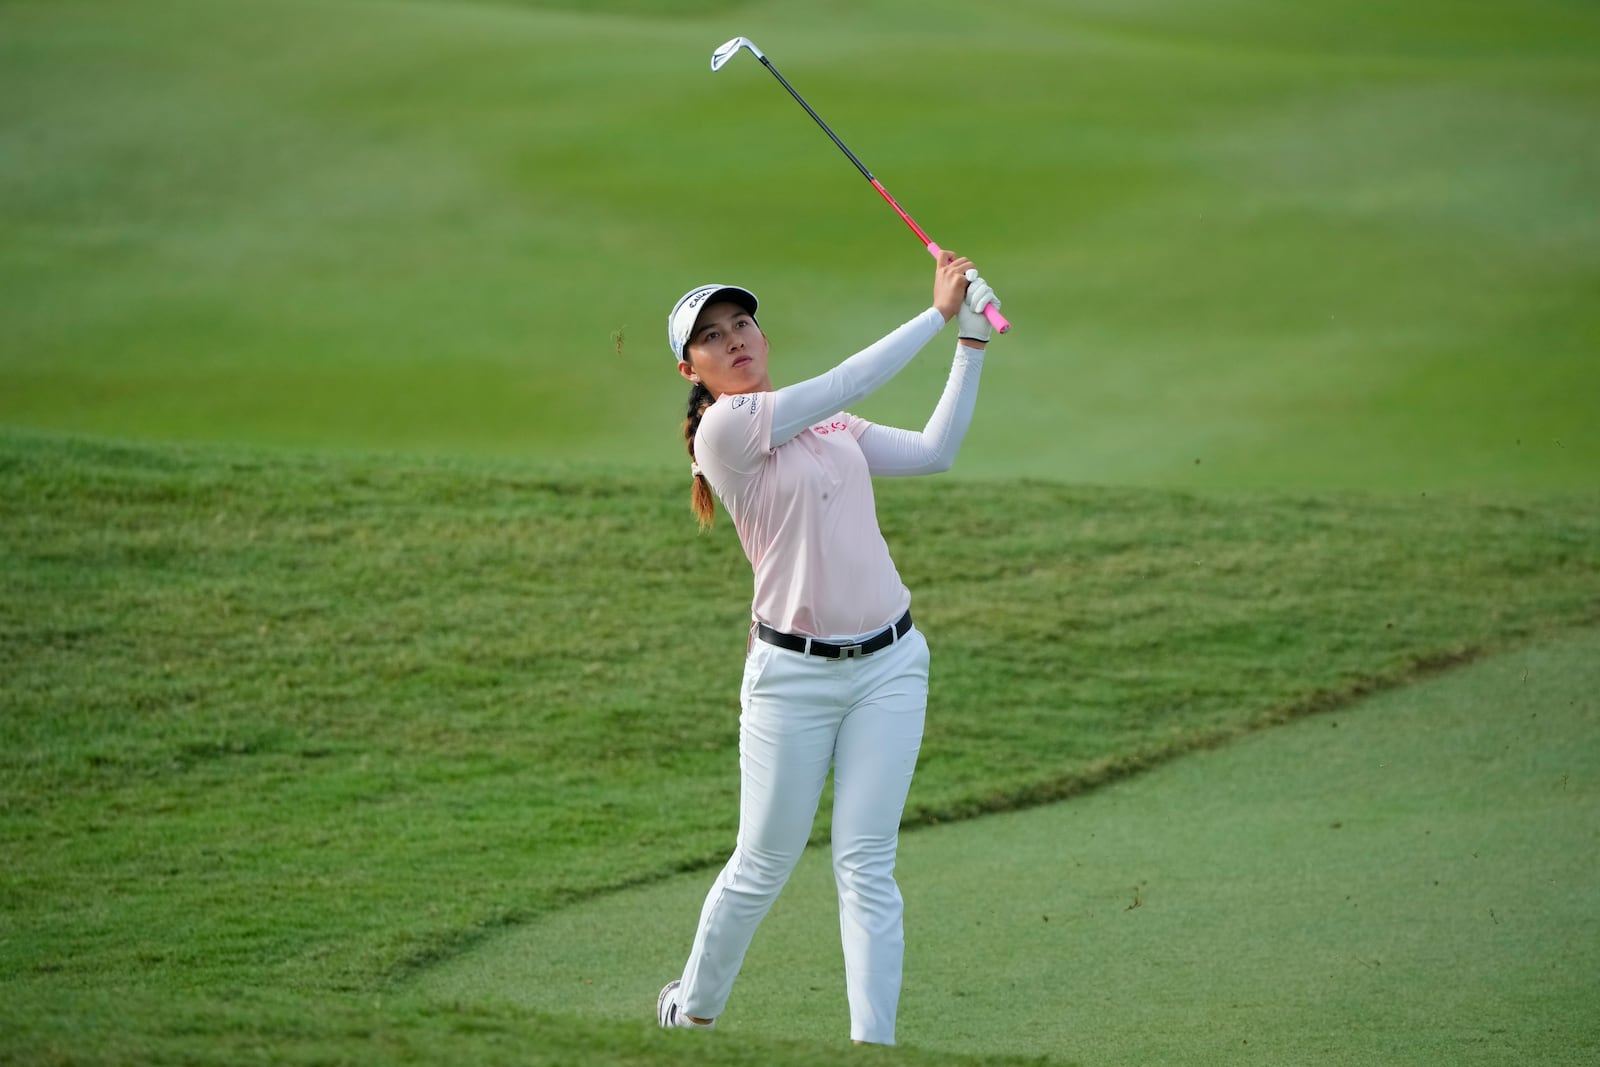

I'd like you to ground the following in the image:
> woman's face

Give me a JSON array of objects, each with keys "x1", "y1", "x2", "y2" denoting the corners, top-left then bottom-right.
[{"x1": 678, "y1": 301, "x2": 771, "y2": 397}]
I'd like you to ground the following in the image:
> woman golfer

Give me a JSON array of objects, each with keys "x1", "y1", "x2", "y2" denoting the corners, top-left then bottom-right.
[{"x1": 656, "y1": 252, "x2": 1000, "y2": 1046}]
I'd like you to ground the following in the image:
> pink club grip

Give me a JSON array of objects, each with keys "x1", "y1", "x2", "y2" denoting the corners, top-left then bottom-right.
[
  {"x1": 981, "y1": 300, "x2": 1011, "y2": 335},
  {"x1": 927, "y1": 243, "x2": 1011, "y2": 334}
]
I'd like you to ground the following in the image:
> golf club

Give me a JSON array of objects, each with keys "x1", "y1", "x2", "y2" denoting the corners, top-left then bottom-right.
[{"x1": 710, "y1": 36, "x2": 1011, "y2": 335}]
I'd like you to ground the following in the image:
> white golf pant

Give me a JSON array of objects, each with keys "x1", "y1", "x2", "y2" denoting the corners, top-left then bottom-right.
[{"x1": 676, "y1": 625, "x2": 930, "y2": 1045}]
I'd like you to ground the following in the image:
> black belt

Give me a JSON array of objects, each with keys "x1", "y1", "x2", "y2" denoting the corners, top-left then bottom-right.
[{"x1": 755, "y1": 610, "x2": 913, "y2": 660}]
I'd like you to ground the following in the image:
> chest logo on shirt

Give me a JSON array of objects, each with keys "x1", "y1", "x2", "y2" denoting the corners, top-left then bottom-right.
[{"x1": 812, "y1": 419, "x2": 849, "y2": 436}]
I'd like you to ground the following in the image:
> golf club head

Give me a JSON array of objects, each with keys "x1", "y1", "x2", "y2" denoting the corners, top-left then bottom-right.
[{"x1": 710, "y1": 36, "x2": 763, "y2": 72}]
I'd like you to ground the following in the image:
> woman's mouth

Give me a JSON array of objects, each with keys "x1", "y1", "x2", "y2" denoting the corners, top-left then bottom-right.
[{"x1": 732, "y1": 356, "x2": 752, "y2": 368}]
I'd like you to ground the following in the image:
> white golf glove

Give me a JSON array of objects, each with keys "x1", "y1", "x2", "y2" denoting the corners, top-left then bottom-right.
[{"x1": 957, "y1": 270, "x2": 1000, "y2": 343}]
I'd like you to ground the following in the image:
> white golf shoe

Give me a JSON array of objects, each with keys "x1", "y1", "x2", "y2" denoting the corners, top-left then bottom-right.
[{"x1": 656, "y1": 980, "x2": 715, "y2": 1030}]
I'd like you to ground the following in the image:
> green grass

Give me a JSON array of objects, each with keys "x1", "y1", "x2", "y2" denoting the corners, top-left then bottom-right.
[
  {"x1": 2, "y1": 0, "x2": 1597, "y2": 490},
  {"x1": 2, "y1": 430, "x2": 1597, "y2": 1062},
  {"x1": 4, "y1": 0, "x2": 1599, "y2": 1061},
  {"x1": 421, "y1": 628, "x2": 1600, "y2": 1064}
]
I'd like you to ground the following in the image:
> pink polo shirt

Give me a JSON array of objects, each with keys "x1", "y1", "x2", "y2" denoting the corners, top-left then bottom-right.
[{"x1": 695, "y1": 393, "x2": 906, "y2": 640}]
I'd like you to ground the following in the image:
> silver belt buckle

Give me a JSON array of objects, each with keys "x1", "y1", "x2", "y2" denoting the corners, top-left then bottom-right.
[{"x1": 836, "y1": 643, "x2": 864, "y2": 659}]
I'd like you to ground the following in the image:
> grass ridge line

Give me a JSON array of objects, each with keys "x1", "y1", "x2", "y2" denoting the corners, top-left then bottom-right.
[
  {"x1": 905, "y1": 642, "x2": 1496, "y2": 826},
  {"x1": 382, "y1": 626, "x2": 1593, "y2": 990},
  {"x1": 377, "y1": 848, "x2": 738, "y2": 990}
]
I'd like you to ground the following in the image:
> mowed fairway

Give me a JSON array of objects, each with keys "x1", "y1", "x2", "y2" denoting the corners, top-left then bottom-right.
[
  {"x1": 419, "y1": 629, "x2": 1600, "y2": 1065},
  {"x1": 2, "y1": 0, "x2": 1597, "y2": 490},
  {"x1": 3, "y1": 0, "x2": 1600, "y2": 1064}
]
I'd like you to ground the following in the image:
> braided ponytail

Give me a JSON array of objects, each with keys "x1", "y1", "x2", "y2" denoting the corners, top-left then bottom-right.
[{"x1": 683, "y1": 380, "x2": 716, "y2": 529}]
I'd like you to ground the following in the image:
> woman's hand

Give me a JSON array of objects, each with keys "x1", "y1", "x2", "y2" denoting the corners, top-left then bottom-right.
[
  {"x1": 933, "y1": 251, "x2": 975, "y2": 321},
  {"x1": 957, "y1": 274, "x2": 999, "y2": 346}
]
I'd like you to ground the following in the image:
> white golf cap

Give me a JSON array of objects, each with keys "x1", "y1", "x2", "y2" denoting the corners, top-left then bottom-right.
[{"x1": 667, "y1": 283, "x2": 759, "y2": 362}]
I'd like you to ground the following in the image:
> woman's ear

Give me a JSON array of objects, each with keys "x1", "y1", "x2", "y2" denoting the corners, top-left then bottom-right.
[{"x1": 678, "y1": 359, "x2": 699, "y2": 384}]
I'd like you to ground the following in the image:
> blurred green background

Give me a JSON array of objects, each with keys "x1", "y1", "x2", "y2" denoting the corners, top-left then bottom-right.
[
  {"x1": 4, "y1": 0, "x2": 1595, "y2": 491},
  {"x1": 4, "y1": 4, "x2": 1599, "y2": 1064}
]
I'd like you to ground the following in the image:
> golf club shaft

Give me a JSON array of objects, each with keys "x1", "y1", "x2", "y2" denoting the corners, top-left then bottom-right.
[{"x1": 755, "y1": 55, "x2": 1011, "y2": 335}]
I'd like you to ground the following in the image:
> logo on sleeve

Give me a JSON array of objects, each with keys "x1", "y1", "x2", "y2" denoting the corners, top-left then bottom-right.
[{"x1": 729, "y1": 394, "x2": 761, "y2": 416}]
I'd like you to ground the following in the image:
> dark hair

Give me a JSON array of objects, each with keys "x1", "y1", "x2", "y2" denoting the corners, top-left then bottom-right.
[{"x1": 683, "y1": 378, "x2": 716, "y2": 528}]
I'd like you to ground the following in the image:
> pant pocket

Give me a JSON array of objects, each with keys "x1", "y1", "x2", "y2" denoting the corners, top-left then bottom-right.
[{"x1": 739, "y1": 639, "x2": 778, "y2": 707}]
